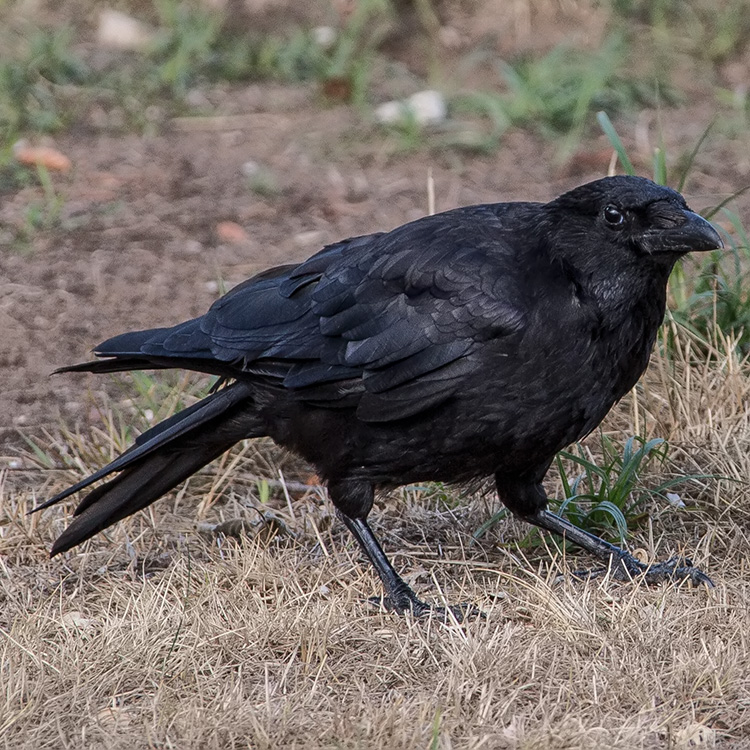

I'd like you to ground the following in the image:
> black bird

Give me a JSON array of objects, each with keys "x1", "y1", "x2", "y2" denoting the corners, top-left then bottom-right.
[{"x1": 35, "y1": 176, "x2": 721, "y2": 615}]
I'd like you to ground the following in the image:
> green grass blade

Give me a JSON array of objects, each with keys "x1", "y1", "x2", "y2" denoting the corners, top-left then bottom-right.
[
  {"x1": 21, "y1": 435, "x2": 57, "y2": 469},
  {"x1": 597, "y1": 111, "x2": 635, "y2": 175},
  {"x1": 677, "y1": 117, "x2": 716, "y2": 192},
  {"x1": 472, "y1": 508, "x2": 508, "y2": 541},
  {"x1": 703, "y1": 185, "x2": 750, "y2": 220},
  {"x1": 556, "y1": 454, "x2": 573, "y2": 497},
  {"x1": 587, "y1": 500, "x2": 628, "y2": 542},
  {"x1": 653, "y1": 146, "x2": 667, "y2": 186},
  {"x1": 557, "y1": 449, "x2": 610, "y2": 484}
]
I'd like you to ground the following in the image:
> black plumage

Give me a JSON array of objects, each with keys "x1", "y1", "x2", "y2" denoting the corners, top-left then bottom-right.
[{"x1": 36, "y1": 176, "x2": 722, "y2": 614}]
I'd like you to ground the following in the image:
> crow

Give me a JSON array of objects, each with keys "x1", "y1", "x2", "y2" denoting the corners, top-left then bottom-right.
[{"x1": 35, "y1": 176, "x2": 721, "y2": 615}]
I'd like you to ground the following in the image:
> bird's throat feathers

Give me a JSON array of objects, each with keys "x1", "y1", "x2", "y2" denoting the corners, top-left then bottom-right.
[{"x1": 544, "y1": 222, "x2": 672, "y2": 330}]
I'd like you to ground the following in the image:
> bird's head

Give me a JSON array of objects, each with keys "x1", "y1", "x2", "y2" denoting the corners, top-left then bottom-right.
[{"x1": 547, "y1": 175, "x2": 723, "y2": 264}]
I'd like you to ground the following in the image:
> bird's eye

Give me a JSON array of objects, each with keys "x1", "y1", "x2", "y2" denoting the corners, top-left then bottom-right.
[{"x1": 603, "y1": 205, "x2": 625, "y2": 226}]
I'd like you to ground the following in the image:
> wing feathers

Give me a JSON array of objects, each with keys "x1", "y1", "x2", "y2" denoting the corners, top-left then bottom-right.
[{"x1": 71, "y1": 208, "x2": 530, "y2": 422}]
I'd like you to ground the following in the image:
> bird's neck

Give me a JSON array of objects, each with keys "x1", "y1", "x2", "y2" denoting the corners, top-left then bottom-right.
[
  {"x1": 553, "y1": 242, "x2": 675, "y2": 332},
  {"x1": 590, "y1": 264, "x2": 670, "y2": 330}
]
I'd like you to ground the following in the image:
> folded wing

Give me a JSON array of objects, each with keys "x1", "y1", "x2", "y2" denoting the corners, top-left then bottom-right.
[{"x1": 80, "y1": 206, "x2": 530, "y2": 422}]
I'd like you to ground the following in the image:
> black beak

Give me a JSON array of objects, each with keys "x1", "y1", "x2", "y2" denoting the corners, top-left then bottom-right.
[{"x1": 644, "y1": 210, "x2": 724, "y2": 255}]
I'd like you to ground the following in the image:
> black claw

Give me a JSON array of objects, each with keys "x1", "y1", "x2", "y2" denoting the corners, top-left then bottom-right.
[{"x1": 367, "y1": 592, "x2": 431, "y2": 617}]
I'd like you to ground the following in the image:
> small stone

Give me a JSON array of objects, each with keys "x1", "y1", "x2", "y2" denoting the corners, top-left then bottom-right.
[
  {"x1": 13, "y1": 140, "x2": 72, "y2": 172},
  {"x1": 241, "y1": 160, "x2": 261, "y2": 178},
  {"x1": 374, "y1": 100, "x2": 404, "y2": 125},
  {"x1": 666, "y1": 492, "x2": 686, "y2": 509},
  {"x1": 408, "y1": 90, "x2": 447, "y2": 126},
  {"x1": 312, "y1": 26, "x2": 337, "y2": 49},
  {"x1": 375, "y1": 90, "x2": 447, "y2": 127},
  {"x1": 182, "y1": 239, "x2": 203, "y2": 255},
  {"x1": 97, "y1": 9, "x2": 155, "y2": 51}
]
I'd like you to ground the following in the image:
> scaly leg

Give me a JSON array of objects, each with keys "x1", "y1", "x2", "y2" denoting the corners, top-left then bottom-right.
[
  {"x1": 330, "y1": 478, "x2": 481, "y2": 619},
  {"x1": 339, "y1": 513, "x2": 434, "y2": 616},
  {"x1": 496, "y1": 473, "x2": 713, "y2": 587},
  {"x1": 525, "y1": 508, "x2": 714, "y2": 587}
]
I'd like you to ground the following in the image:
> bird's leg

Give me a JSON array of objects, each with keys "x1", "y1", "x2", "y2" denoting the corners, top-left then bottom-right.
[
  {"x1": 496, "y1": 474, "x2": 713, "y2": 587},
  {"x1": 526, "y1": 509, "x2": 714, "y2": 587},
  {"x1": 338, "y1": 513, "x2": 433, "y2": 616},
  {"x1": 328, "y1": 478, "x2": 431, "y2": 616},
  {"x1": 330, "y1": 479, "x2": 480, "y2": 619}
]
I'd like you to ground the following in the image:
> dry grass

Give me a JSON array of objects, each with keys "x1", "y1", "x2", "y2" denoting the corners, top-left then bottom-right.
[{"x1": 2, "y1": 324, "x2": 750, "y2": 749}]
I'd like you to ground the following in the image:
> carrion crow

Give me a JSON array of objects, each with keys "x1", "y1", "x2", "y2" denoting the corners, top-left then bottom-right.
[{"x1": 35, "y1": 175, "x2": 722, "y2": 615}]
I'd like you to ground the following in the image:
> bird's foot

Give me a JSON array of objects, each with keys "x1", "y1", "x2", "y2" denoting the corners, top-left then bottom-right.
[
  {"x1": 369, "y1": 587, "x2": 484, "y2": 622},
  {"x1": 573, "y1": 552, "x2": 714, "y2": 588},
  {"x1": 424, "y1": 602, "x2": 485, "y2": 623}
]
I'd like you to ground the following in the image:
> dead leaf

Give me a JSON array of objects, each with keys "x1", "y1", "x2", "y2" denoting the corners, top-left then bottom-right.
[
  {"x1": 14, "y1": 144, "x2": 72, "y2": 172},
  {"x1": 216, "y1": 221, "x2": 249, "y2": 244}
]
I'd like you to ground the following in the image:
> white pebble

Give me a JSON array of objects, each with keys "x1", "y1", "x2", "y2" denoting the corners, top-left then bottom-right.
[
  {"x1": 375, "y1": 90, "x2": 447, "y2": 127},
  {"x1": 312, "y1": 26, "x2": 337, "y2": 49},
  {"x1": 241, "y1": 160, "x2": 261, "y2": 178},
  {"x1": 182, "y1": 239, "x2": 203, "y2": 255},
  {"x1": 97, "y1": 9, "x2": 155, "y2": 51},
  {"x1": 375, "y1": 100, "x2": 406, "y2": 125},
  {"x1": 408, "y1": 90, "x2": 447, "y2": 125}
]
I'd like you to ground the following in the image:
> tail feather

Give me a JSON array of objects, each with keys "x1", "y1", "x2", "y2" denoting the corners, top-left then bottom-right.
[
  {"x1": 55, "y1": 356, "x2": 230, "y2": 378},
  {"x1": 54, "y1": 359, "x2": 168, "y2": 375},
  {"x1": 35, "y1": 381, "x2": 263, "y2": 556},
  {"x1": 53, "y1": 319, "x2": 223, "y2": 377},
  {"x1": 49, "y1": 442, "x2": 232, "y2": 555},
  {"x1": 53, "y1": 326, "x2": 176, "y2": 375},
  {"x1": 33, "y1": 382, "x2": 254, "y2": 513}
]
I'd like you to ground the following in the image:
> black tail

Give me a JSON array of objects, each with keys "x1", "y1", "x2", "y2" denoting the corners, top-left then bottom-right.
[{"x1": 33, "y1": 381, "x2": 262, "y2": 556}]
